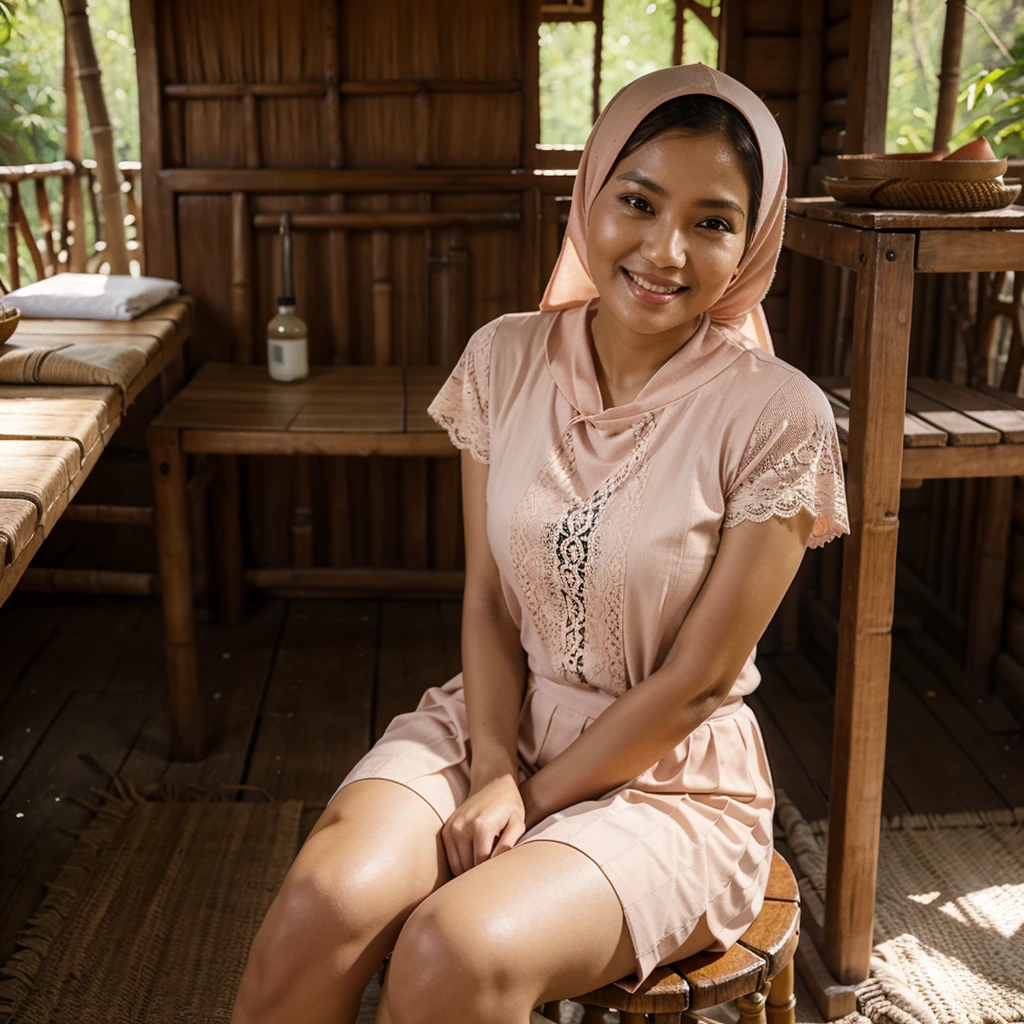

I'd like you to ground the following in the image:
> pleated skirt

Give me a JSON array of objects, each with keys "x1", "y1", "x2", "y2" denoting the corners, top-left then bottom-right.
[{"x1": 331, "y1": 670, "x2": 776, "y2": 993}]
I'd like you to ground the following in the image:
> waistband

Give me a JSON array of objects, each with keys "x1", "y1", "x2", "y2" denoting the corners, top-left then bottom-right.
[{"x1": 528, "y1": 671, "x2": 745, "y2": 722}]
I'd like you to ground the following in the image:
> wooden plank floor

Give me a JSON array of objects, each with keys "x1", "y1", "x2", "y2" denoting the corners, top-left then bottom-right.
[{"x1": 1, "y1": 593, "x2": 1022, "y2": 1022}]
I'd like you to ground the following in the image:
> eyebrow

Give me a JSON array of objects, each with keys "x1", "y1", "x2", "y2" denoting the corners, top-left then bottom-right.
[{"x1": 615, "y1": 170, "x2": 746, "y2": 222}]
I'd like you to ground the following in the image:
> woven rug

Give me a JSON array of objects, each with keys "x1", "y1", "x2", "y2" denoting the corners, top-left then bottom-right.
[
  {"x1": 776, "y1": 790, "x2": 1024, "y2": 1024},
  {"x1": 0, "y1": 766, "x2": 389, "y2": 1023}
]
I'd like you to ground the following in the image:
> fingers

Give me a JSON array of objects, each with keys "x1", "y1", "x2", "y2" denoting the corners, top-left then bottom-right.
[
  {"x1": 491, "y1": 817, "x2": 525, "y2": 857},
  {"x1": 441, "y1": 824, "x2": 469, "y2": 877},
  {"x1": 443, "y1": 818, "x2": 504, "y2": 875}
]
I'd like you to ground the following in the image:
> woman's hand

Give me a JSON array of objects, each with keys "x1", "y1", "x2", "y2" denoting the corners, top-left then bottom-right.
[{"x1": 441, "y1": 772, "x2": 526, "y2": 876}]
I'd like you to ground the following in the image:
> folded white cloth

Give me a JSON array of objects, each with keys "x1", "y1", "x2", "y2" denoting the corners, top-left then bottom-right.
[{"x1": 6, "y1": 273, "x2": 181, "y2": 321}]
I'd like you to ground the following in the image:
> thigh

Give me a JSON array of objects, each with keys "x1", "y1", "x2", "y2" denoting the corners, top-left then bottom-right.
[{"x1": 388, "y1": 838, "x2": 637, "y2": 1008}]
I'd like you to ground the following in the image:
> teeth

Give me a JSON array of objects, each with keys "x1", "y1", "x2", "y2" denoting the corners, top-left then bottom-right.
[{"x1": 625, "y1": 269, "x2": 682, "y2": 294}]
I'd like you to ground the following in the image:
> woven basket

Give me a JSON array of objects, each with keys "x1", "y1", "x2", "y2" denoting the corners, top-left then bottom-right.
[
  {"x1": 838, "y1": 153, "x2": 1007, "y2": 181},
  {"x1": 823, "y1": 176, "x2": 1021, "y2": 211},
  {"x1": 0, "y1": 308, "x2": 20, "y2": 344}
]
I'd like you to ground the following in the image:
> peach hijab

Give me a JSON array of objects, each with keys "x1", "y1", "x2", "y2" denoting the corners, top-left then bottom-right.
[{"x1": 539, "y1": 62, "x2": 787, "y2": 355}]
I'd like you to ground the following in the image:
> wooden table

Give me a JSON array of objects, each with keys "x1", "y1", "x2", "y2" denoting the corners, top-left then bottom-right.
[
  {"x1": 147, "y1": 361, "x2": 456, "y2": 762},
  {"x1": 782, "y1": 199, "x2": 1024, "y2": 1015}
]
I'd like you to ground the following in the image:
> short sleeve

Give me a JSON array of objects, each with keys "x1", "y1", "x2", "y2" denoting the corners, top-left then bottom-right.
[
  {"x1": 723, "y1": 374, "x2": 850, "y2": 548},
  {"x1": 426, "y1": 317, "x2": 499, "y2": 464}
]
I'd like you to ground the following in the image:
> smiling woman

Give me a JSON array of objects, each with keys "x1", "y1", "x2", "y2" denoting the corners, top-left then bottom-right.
[{"x1": 232, "y1": 64, "x2": 849, "y2": 1024}]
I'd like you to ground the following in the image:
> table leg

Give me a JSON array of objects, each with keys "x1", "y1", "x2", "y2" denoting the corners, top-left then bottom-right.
[
  {"x1": 213, "y1": 453, "x2": 246, "y2": 626},
  {"x1": 149, "y1": 424, "x2": 203, "y2": 761},
  {"x1": 825, "y1": 231, "x2": 916, "y2": 984}
]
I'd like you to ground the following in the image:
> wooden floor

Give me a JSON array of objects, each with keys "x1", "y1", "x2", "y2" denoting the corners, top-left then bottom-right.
[{"x1": 1, "y1": 592, "x2": 1022, "y2": 1020}]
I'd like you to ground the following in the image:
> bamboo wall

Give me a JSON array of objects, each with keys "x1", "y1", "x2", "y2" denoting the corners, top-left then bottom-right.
[
  {"x1": 119, "y1": 0, "x2": 841, "y2": 650},
  {"x1": 40, "y1": 0, "x2": 1014, "y2": 705},
  {"x1": 128, "y1": 0, "x2": 557, "y2": 574}
]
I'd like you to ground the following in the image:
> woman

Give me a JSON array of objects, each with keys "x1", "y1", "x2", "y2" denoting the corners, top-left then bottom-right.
[{"x1": 231, "y1": 62, "x2": 849, "y2": 1024}]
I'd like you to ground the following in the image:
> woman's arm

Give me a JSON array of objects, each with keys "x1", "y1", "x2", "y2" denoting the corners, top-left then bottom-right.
[
  {"x1": 519, "y1": 507, "x2": 816, "y2": 831},
  {"x1": 459, "y1": 448, "x2": 528, "y2": 791}
]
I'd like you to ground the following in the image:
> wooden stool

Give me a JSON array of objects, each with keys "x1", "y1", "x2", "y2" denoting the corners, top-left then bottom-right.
[{"x1": 536, "y1": 851, "x2": 799, "y2": 1024}]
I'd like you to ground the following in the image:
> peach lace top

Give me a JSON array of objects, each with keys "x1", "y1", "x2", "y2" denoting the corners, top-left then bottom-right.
[{"x1": 427, "y1": 299, "x2": 849, "y2": 702}]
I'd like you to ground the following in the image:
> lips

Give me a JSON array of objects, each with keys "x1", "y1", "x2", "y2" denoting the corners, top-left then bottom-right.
[{"x1": 621, "y1": 267, "x2": 689, "y2": 305}]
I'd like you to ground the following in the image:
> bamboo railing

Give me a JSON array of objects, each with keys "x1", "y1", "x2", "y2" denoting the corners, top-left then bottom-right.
[{"x1": 0, "y1": 158, "x2": 143, "y2": 293}]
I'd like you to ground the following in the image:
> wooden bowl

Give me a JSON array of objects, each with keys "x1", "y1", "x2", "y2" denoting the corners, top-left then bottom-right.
[
  {"x1": 839, "y1": 153, "x2": 1008, "y2": 181},
  {"x1": 0, "y1": 307, "x2": 20, "y2": 344}
]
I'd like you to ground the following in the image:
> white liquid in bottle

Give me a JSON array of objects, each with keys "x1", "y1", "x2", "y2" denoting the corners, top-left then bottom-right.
[{"x1": 267, "y1": 299, "x2": 309, "y2": 382}]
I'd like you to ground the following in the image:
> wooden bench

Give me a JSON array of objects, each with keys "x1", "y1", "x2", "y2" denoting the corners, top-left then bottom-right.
[
  {"x1": 0, "y1": 298, "x2": 193, "y2": 606},
  {"x1": 148, "y1": 360, "x2": 457, "y2": 759}
]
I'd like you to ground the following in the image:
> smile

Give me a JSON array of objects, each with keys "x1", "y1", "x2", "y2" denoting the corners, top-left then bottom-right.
[{"x1": 621, "y1": 267, "x2": 689, "y2": 304}]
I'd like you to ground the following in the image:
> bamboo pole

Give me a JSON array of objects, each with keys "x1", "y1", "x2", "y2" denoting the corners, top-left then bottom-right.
[
  {"x1": 62, "y1": 25, "x2": 88, "y2": 272},
  {"x1": 933, "y1": 0, "x2": 966, "y2": 151},
  {"x1": 62, "y1": 0, "x2": 130, "y2": 274}
]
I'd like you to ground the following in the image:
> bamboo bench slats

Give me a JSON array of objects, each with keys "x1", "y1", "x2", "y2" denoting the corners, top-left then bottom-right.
[
  {"x1": 11, "y1": 299, "x2": 194, "y2": 405},
  {"x1": 0, "y1": 299, "x2": 193, "y2": 606},
  {"x1": 0, "y1": 440, "x2": 84, "y2": 518},
  {"x1": 0, "y1": 387, "x2": 121, "y2": 455},
  {"x1": 0, "y1": 498, "x2": 39, "y2": 569},
  {"x1": 815, "y1": 376, "x2": 1024, "y2": 469},
  {"x1": 815, "y1": 376, "x2": 948, "y2": 447},
  {"x1": 908, "y1": 377, "x2": 1024, "y2": 441}
]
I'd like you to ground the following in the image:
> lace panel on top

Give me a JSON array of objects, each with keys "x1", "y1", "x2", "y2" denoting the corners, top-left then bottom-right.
[
  {"x1": 425, "y1": 317, "x2": 498, "y2": 464},
  {"x1": 724, "y1": 374, "x2": 850, "y2": 548}
]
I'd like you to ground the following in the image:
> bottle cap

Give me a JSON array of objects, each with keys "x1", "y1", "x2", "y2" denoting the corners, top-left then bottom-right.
[{"x1": 277, "y1": 295, "x2": 296, "y2": 307}]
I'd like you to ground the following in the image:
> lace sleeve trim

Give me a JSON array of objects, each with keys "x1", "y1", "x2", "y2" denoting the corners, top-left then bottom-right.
[
  {"x1": 426, "y1": 318, "x2": 497, "y2": 464},
  {"x1": 723, "y1": 386, "x2": 851, "y2": 549}
]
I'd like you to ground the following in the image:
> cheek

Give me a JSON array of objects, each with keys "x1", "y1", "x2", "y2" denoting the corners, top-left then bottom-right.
[
  {"x1": 587, "y1": 209, "x2": 637, "y2": 277},
  {"x1": 691, "y1": 236, "x2": 745, "y2": 282}
]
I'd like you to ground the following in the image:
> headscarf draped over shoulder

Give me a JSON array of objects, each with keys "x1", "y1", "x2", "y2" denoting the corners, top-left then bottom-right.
[{"x1": 539, "y1": 63, "x2": 787, "y2": 354}]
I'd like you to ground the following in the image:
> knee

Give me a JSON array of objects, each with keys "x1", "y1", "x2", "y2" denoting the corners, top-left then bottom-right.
[
  {"x1": 384, "y1": 901, "x2": 516, "y2": 1024},
  {"x1": 234, "y1": 846, "x2": 379, "y2": 1016}
]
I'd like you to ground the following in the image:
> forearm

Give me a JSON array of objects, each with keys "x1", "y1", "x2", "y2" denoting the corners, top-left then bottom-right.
[
  {"x1": 519, "y1": 664, "x2": 727, "y2": 831},
  {"x1": 461, "y1": 598, "x2": 527, "y2": 789}
]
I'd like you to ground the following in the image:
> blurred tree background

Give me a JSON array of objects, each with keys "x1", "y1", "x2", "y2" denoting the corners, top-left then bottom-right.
[
  {"x1": 0, "y1": 0, "x2": 138, "y2": 166},
  {"x1": 538, "y1": 0, "x2": 1023, "y2": 156},
  {"x1": 886, "y1": 0, "x2": 1024, "y2": 155},
  {"x1": 0, "y1": 0, "x2": 138, "y2": 284}
]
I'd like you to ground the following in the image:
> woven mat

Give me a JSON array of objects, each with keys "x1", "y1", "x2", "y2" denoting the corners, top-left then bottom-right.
[
  {"x1": 776, "y1": 790, "x2": 1024, "y2": 1024},
  {"x1": 0, "y1": 770, "x2": 383, "y2": 1023}
]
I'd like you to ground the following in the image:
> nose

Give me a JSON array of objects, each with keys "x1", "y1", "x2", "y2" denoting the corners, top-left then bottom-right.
[{"x1": 639, "y1": 220, "x2": 687, "y2": 270}]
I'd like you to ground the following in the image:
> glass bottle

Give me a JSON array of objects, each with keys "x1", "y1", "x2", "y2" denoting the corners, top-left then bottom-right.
[
  {"x1": 266, "y1": 211, "x2": 309, "y2": 382},
  {"x1": 267, "y1": 297, "x2": 309, "y2": 382}
]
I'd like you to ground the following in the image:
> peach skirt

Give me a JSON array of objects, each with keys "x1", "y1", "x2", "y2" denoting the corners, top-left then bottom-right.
[{"x1": 331, "y1": 671, "x2": 775, "y2": 993}]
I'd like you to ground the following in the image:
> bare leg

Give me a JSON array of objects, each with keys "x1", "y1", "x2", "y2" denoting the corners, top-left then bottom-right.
[
  {"x1": 375, "y1": 839, "x2": 638, "y2": 1024},
  {"x1": 231, "y1": 778, "x2": 453, "y2": 1024}
]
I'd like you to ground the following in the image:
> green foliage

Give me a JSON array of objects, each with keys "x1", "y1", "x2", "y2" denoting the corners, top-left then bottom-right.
[
  {"x1": 599, "y1": 0, "x2": 677, "y2": 111},
  {"x1": 950, "y1": 52, "x2": 1024, "y2": 153},
  {"x1": 539, "y1": 0, "x2": 719, "y2": 146},
  {"x1": 886, "y1": 0, "x2": 1024, "y2": 156},
  {"x1": 539, "y1": 20, "x2": 597, "y2": 145},
  {"x1": 0, "y1": 0, "x2": 139, "y2": 167},
  {"x1": 0, "y1": 0, "x2": 139, "y2": 285}
]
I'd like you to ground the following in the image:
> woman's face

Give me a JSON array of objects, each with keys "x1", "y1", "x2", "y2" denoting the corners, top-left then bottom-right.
[{"x1": 585, "y1": 129, "x2": 753, "y2": 338}]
